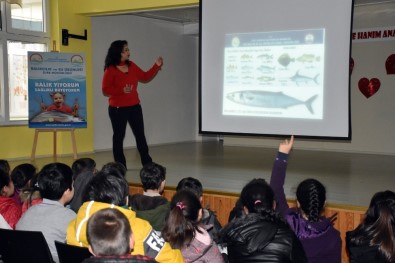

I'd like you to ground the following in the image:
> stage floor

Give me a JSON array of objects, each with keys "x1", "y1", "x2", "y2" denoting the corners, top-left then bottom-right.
[{"x1": 14, "y1": 141, "x2": 395, "y2": 207}]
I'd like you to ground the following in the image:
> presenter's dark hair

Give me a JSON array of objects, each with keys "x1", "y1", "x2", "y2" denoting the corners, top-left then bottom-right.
[{"x1": 104, "y1": 40, "x2": 129, "y2": 70}]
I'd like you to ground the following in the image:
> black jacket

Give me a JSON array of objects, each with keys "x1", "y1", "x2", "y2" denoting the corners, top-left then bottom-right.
[
  {"x1": 346, "y1": 229, "x2": 395, "y2": 263},
  {"x1": 221, "y1": 213, "x2": 307, "y2": 263}
]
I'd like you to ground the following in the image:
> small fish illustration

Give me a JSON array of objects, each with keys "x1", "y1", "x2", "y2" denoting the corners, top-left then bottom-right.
[
  {"x1": 290, "y1": 71, "x2": 319, "y2": 85},
  {"x1": 296, "y1": 54, "x2": 320, "y2": 63},
  {"x1": 226, "y1": 90, "x2": 317, "y2": 114},
  {"x1": 257, "y1": 54, "x2": 274, "y2": 60},
  {"x1": 278, "y1": 53, "x2": 295, "y2": 68},
  {"x1": 257, "y1": 76, "x2": 275, "y2": 82},
  {"x1": 257, "y1": 65, "x2": 275, "y2": 73}
]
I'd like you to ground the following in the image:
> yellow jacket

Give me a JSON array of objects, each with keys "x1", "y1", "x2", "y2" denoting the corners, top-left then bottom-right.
[{"x1": 66, "y1": 201, "x2": 184, "y2": 263}]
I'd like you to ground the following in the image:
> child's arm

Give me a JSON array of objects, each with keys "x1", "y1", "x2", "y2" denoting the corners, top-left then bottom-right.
[{"x1": 269, "y1": 136, "x2": 294, "y2": 215}]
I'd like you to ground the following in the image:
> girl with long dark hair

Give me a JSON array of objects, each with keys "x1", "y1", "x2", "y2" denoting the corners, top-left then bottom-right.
[
  {"x1": 162, "y1": 190, "x2": 224, "y2": 263},
  {"x1": 347, "y1": 190, "x2": 395, "y2": 263},
  {"x1": 269, "y1": 136, "x2": 341, "y2": 263}
]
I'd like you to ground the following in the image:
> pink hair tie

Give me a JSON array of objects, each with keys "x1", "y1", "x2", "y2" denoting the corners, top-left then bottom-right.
[
  {"x1": 176, "y1": 202, "x2": 185, "y2": 210},
  {"x1": 254, "y1": 200, "x2": 262, "y2": 205}
]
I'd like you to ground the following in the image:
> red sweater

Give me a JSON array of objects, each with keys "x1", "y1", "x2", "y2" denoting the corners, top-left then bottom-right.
[
  {"x1": 0, "y1": 196, "x2": 22, "y2": 229},
  {"x1": 102, "y1": 62, "x2": 161, "y2": 107}
]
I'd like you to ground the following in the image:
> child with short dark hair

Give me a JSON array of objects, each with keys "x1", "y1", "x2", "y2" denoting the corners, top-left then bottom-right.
[
  {"x1": 69, "y1": 158, "x2": 97, "y2": 212},
  {"x1": 10, "y1": 163, "x2": 37, "y2": 206},
  {"x1": 129, "y1": 162, "x2": 169, "y2": 231},
  {"x1": 162, "y1": 190, "x2": 224, "y2": 263},
  {"x1": 83, "y1": 208, "x2": 157, "y2": 263},
  {"x1": 16, "y1": 162, "x2": 76, "y2": 263}
]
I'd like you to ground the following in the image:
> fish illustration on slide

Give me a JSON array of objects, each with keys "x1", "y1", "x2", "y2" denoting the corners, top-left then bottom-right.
[
  {"x1": 226, "y1": 90, "x2": 318, "y2": 114},
  {"x1": 257, "y1": 65, "x2": 275, "y2": 73},
  {"x1": 290, "y1": 70, "x2": 319, "y2": 85}
]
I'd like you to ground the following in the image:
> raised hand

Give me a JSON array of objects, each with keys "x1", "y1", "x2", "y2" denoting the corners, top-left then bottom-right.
[
  {"x1": 155, "y1": 56, "x2": 163, "y2": 67},
  {"x1": 279, "y1": 135, "x2": 294, "y2": 154}
]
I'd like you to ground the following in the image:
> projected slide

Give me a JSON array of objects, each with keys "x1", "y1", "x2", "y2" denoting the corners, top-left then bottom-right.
[{"x1": 223, "y1": 29, "x2": 324, "y2": 119}]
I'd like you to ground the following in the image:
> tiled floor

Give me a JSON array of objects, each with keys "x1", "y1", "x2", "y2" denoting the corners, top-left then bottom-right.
[{"x1": 11, "y1": 141, "x2": 395, "y2": 207}]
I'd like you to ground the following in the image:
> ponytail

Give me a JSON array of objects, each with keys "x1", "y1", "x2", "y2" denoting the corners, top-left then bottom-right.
[{"x1": 296, "y1": 179, "x2": 326, "y2": 222}]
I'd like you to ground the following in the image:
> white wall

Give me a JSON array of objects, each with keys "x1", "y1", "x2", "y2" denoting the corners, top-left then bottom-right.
[
  {"x1": 92, "y1": 3, "x2": 395, "y2": 155},
  {"x1": 92, "y1": 15, "x2": 199, "y2": 151},
  {"x1": 224, "y1": 2, "x2": 395, "y2": 155}
]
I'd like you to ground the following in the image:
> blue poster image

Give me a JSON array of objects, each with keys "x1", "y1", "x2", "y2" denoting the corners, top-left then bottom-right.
[{"x1": 28, "y1": 52, "x2": 87, "y2": 128}]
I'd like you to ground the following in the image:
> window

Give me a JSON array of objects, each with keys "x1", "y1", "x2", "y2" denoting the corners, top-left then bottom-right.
[{"x1": 0, "y1": 0, "x2": 49, "y2": 125}]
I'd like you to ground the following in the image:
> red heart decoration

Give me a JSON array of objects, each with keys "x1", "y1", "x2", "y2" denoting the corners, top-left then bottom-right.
[
  {"x1": 386, "y1": 54, "x2": 395, "y2": 74},
  {"x1": 358, "y1": 78, "x2": 380, "y2": 98}
]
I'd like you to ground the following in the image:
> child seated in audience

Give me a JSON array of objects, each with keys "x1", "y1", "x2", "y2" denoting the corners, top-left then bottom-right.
[
  {"x1": 20, "y1": 172, "x2": 43, "y2": 214},
  {"x1": 220, "y1": 178, "x2": 307, "y2": 262},
  {"x1": 16, "y1": 162, "x2": 76, "y2": 263},
  {"x1": 10, "y1": 163, "x2": 37, "y2": 206},
  {"x1": 129, "y1": 162, "x2": 169, "y2": 231},
  {"x1": 176, "y1": 177, "x2": 222, "y2": 243},
  {"x1": 66, "y1": 168, "x2": 183, "y2": 263},
  {"x1": 162, "y1": 190, "x2": 224, "y2": 263},
  {"x1": 0, "y1": 169, "x2": 21, "y2": 229},
  {"x1": 269, "y1": 136, "x2": 341, "y2": 263},
  {"x1": 101, "y1": 161, "x2": 127, "y2": 177},
  {"x1": 83, "y1": 208, "x2": 157, "y2": 263},
  {"x1": 69, "y1": 157, "x2": 97, "y2": 212},
  {"x1": 0, "y1": 159, "x2": 10, "y2": 175},
  {"x1": 346, "y1": 190, "x2": 395, "y2": 263}
]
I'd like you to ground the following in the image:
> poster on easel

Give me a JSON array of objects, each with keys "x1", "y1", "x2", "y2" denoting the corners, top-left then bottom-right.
[{"x1": 28, "y1": 52, "x2": 87, "y2": 128}]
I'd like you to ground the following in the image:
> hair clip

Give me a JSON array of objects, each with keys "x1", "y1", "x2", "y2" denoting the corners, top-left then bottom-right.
[
  {"x1": 254, "y1": 200, "x2": 262, "y2": 205},
  {"x1": 34, "y1": 182, "x2": 39, "y2": 188},
  {"x1": 176, "y1": 202, "x2": 185, "y2": 210}
]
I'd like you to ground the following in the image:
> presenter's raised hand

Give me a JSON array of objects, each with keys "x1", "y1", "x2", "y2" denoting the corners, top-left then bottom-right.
[{"x1": 156, "y1": 56, "x2": 163, "y2": 67}]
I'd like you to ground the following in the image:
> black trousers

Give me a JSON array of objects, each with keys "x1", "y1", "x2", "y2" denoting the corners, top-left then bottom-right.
[{"x1": 108, "y1": 104, "x2": 152, "y2": 168}]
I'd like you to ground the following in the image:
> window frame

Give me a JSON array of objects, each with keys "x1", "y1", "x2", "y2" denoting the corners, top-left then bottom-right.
[{"x1": 0, "y1": 0, "x2": 50, "y2": 126}]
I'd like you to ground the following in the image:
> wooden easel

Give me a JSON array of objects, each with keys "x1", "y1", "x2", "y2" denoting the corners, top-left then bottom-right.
[{"x1": 31, "y1": 129, "x2": 77, "y2": 161}]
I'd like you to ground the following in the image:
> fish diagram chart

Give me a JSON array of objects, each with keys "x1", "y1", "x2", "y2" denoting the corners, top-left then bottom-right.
[{"x1": 223, "y1": 31, "x2": 324, "y2": 119}]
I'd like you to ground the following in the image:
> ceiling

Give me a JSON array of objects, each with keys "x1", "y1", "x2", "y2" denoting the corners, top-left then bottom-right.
[{"x1": 131, "y1": 0, "x2": 395, "y2": 24}]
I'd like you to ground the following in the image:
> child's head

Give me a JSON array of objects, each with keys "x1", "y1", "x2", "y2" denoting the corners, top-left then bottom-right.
[
  {"x1": 366, "y1": 190, "x2": 395, "y2": 223},
  {"x1": 240, "y1": 178, "x2": 275, "y2": 214},
  {"x1": 296, "y1": 179, "x2": 326, "y2": 222},
  {"x1": 0, "y1": 169, "x2": 14, "y2": 197},
  {"x1": 72, "y1": 158, "x2": 97, "y2": 179},
  {"x1": 11, "y1": 163, "x2": 37, "y2": 190},
  {"x1": 50, "y1": 92, "x2": 66, "y2": 106},
  {"x1": 176, "y1": 177, "x2": 203, "y2": 201},
  {"x1": 0, "y1": 160, "x2": 10, "y2": 175},
  {"x1": 35, "y1": 162, "x2": 74, "y2": 202},
  {"x1": 162, "y1": 190, "x2": 202, "y2": 249},
  {"x1": 87, "y1": 208, "x2": 134, "y2": 257},
  {"x1": 139, "y1": 162, "x2": 166, "y2": 192},
  {"x1": 83, "y1": 170, "x2": 129, "y2": 207},
  {"x1": 101, "y1": 162, "x2": 127, "y2": 178}
]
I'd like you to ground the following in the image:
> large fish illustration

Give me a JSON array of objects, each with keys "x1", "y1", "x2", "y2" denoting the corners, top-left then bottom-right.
[
  {"x1": 226, "y1": 90, "x2": 317, "y2": 114},
  {"x1": 290, "y1": 70, "x2": 319, "y2": 85},
  {"x1": 30, "y1": 110, "x2": 85, "y2": 123}
]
